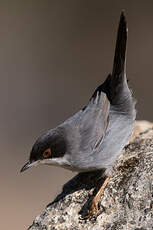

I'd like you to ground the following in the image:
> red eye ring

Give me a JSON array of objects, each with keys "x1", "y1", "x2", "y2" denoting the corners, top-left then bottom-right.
[{"x1": 43, "y1": 148, "x2": 51, "y2": 158}]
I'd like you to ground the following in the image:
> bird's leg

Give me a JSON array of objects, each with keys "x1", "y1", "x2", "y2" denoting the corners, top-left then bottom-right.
[{"x1": 87, "y1": 176, "x2": 110, "y2": 217}]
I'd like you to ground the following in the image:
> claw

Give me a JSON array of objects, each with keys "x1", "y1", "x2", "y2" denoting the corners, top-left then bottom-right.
[
  {"x1": 82, "y1": 177, "x2": 110, "y2": 219},
  {"x1": 88, "y1": 199, "x2": 99, "y2": 216}
]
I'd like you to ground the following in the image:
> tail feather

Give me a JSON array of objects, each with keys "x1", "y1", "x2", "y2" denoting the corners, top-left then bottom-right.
[
  {"x1": 91, "y1": 12, "x2": 133, "y2": 108},
  {"x1": 100, "y1": 12, "x2": 129, "y2": 105},
  {"x1": 112, "y1": 11, "x2": 127, "y2": 78}
]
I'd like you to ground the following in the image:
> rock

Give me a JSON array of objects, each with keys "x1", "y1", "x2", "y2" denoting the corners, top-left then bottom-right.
[
  {"x1": 130, "y1": 120, "x2": 153, "y2": 141},
  {"x1": 28, "y1": 121, "x2": 153, "y2": 230}
]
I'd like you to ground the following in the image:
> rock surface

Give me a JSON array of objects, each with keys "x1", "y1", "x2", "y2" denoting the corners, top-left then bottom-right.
[{"x1": 28, "y1": 121, "x2": 153, "y2": 230}]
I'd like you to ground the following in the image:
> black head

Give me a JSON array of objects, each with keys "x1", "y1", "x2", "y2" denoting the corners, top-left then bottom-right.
[{"x1": 20, "y1": 129, "x2": 67, "y2": 172}]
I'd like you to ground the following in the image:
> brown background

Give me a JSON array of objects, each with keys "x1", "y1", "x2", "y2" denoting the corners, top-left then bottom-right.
[{"x1": 1, "y1": 1, "x2": 153, "y2": 229}]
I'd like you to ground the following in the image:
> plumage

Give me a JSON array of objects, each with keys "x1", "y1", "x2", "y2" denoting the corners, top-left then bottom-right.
[{"x1": 20, "y1": 12, "x2": 136, "y2": 176}]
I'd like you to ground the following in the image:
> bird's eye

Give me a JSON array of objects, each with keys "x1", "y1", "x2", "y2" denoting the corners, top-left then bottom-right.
[{"x1": 42, "y1": 148, "x2": 51, "y2": 158}]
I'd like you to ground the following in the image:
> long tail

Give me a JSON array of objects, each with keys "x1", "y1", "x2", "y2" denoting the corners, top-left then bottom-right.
[
  {"x1": 91, "y1": 12, "x2": 134, "y2": 113},
  {"x1": 100, "y1": 12, "x2": 131, "y2": 106},
  {"x1": 112, "y1": 11, "x2": 127, "y2": 81}
]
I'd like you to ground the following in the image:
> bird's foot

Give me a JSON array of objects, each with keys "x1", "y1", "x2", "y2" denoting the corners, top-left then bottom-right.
[
  {"x1": 87, "y1": 197, "x2": 99, "y2": 218},
  {"x1": 83, "y1": 176, "x2": 110, "y2": 219}
]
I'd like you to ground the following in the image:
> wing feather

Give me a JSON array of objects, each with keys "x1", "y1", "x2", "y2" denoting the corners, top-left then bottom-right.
[
  {"x1": 79, "y1": 91, "x2": 110, "y2": 152},
  {"x1": 60, "y1": 91, "x2": 110, "y2": 154}
]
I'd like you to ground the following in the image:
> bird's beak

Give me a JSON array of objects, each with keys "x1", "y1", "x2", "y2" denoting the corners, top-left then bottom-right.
[{"x1": 20, "y1": 160, "x2": 39, "y2": 173}]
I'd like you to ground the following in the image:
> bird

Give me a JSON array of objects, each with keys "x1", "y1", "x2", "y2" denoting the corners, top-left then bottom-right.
[{"x1": 20, "y1": 12, "x2": 136, "y2": 217}]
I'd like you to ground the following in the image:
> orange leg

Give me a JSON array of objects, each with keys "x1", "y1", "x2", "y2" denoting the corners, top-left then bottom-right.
[{"x1": 87, "y1": 176, "x2": 110, "y2": 218}]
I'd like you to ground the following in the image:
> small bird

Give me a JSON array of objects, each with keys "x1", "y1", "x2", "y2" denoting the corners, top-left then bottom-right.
[{"x1": 21, "y1": 12, "x2": 136, "y2": 216}]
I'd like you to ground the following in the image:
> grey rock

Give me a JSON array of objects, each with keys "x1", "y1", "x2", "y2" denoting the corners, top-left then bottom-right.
[{"x1": 28, "y1": 121, "x2": 153, "y2": 230}]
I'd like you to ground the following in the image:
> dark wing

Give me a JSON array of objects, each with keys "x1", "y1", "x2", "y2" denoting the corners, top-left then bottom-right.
[{"x1": 60, "y1": 89, "x2": 110, "y2": 154}]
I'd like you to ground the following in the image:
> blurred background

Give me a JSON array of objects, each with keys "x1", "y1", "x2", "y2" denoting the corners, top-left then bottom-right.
[{"x1": 1, "y1": 1, "x2": 153, "y2": 229}]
